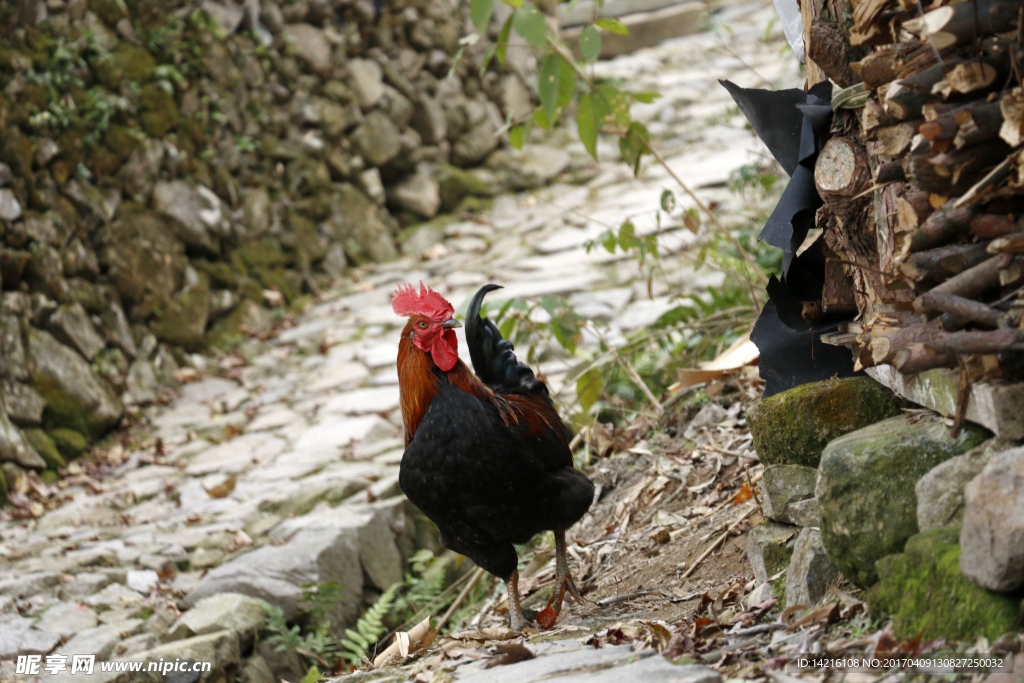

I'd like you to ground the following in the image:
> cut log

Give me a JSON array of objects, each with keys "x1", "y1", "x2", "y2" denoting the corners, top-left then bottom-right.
[
  {"x1": 902, "y1": 200, "x2": 976, "y2": 255},
  {"x1": 933, "y1": 61, "x2": 1002, "y2": 99},
  {"x1": 908, "y1": 139, "x2": 1012, "y2": 196},
  {"x1": 808, "y1": 19, "x2": 860, "y2": 88},
  {"x1": 895, "y1": 188, "x2": 934, "y2": 234},
  {"x1": 862, "y1": 100, "x2": 892, "y2": 135},
  {"x1": 972, "y1": 214, "x2": 1019, "y2": 239},
  {"x1": 873, "y1": 120, "x2": 922, "y2": 157},
  {"x1": 902, "y1": 0, "x2": 1021, "y2": 51},
  {"x1": 865, "y1": 320, "x2": 947, "y2": 366},
  {"x1": 822, "y1": 242, "x2": 858, "y2": 315},
  {"x1": 898, "y1": 241, "x2": 993, "y2": 288},
  {"x1": 893, "y1": 342, "x2": 956, "y2": 373},
  {"x1": 929, "y1": 328, "x2": 1024, "y2": 355},
  {"x1": 988, "y1": 232, "x2": 1024, "y2": 254},
  {"x1": 876, "y1": 159, "x2": 908, "y2": 184},
  {"x1": 914, "y1": 254, "x2": 1017, "y2": 314},
  {"x1": 814, "y1": 137, "x2": 871, "y2": 216},
  {"x1": 1000, "y1": 87, "x2": 1024, "y2": 147},
  {"x1": 918, "y1": 291, "x2": 1005, "y2": 328}
]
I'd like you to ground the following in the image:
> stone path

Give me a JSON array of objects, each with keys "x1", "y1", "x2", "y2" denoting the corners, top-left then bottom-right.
[{"x1": 0, "y1": 3, "x2": 800, "y2": 681}]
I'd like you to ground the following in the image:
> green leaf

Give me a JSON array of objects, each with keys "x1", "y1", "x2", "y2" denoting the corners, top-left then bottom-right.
[
  {"x1": 618, "y1": 121, "x2": 650, "y2": 175},
  {"x1": 576, "y1": 91, "x2": 598, "y2": 159},
  {"x1": 660, "y1": 189, "x2": 676, "y2": 212},
  {"x1": 600, "y1": 229, "x2": 616, "y2": 253},
  {"x1": 579, "y1": 25, "x2": 601, "y2": 63},
  {"x1": 496, "y1": 14, "x2": 513, "y2": 66},
  {"x1": 595, "y1": 17, "x2": 628, "y2": 34},
  {"x1": 508, "y1": 124, "x2": 526, "y2": 149},
  {"x1": 470, "y1": 0, "x2": 494, "y2": 34},
  {"x1": 301, "y1": 666, "x2": 322, "y2": 683},
  {"x1": 557, "y1": 56, "x2": 577, "y2": 108},
  {"x1": 538, "y1": 54, "x2": 561, "y2": 125},
  {"x1": 618, "y1": 220, "x2": 636, "y2": 250},
  {"x1": 594, "y1": 83, "x2": 631, "y2": 130},
  {"x1": 513, "y1": 4, "x2": 547, "y2": 49},
  {"x1": 499, "y1": 317, "x2": 516, "y2": 339},
  {"x1": 533, "y1": 106, "x2": 551, "y2": 131},
  {"x1": 682, "y1": 207, "x2": 701, "y2": 233},
  {"x1": 480, "y1": 44, "x2": 497, "y2": 74},
  {"x1": 499, "y1": 0, "x2": 522, "y2": 7},
  {"x1": 577, "y1": 368, "x2": 604, "y2": 414},
  {"x1": 632, "y1": 91, "x2": 662, "y2": 104}
]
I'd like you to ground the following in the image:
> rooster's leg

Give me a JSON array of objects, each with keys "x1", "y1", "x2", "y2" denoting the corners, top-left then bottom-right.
[
  {"x1": 506, "y1": 569, "x2": 528, "y2": 632},
  {"x1": 545, "y1": 530, "x2": 583, "y2": 618}
]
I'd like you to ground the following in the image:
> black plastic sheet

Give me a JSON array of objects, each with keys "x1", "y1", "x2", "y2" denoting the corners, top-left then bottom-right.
[{"x1": 720, "y1": 80, "x2": 862, "y2": 396}]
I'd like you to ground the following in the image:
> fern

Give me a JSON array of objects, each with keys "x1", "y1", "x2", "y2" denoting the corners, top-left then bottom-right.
[
  {"x1": 340, "y1": 583, "x2": 400, "y2": 665},
  {"x1": 260, "y1": 601, "x2": 304, "y2": 653}
]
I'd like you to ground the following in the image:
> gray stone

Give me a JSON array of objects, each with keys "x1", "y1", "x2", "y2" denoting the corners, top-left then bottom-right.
[
  {"x1": 61, "y1": 619, "x2": 144, "y2": 660},
  {"x1": 84, "y1": 582, "x2": 144, "y2": 609},
  {"x1": 351, "y1": 110, "x2": 402, "y2": 167},
  {"x1": 916, "y1": 438, "x2": 1011, "y2": 532},
  {"x1": 0, "y1": 571, "x2": 61, "y2": 598},
  {"x1": 181, "y1": 527, "x2": 364, "y2": 631},
  {"x1": 685, "y1": 402, "x2": 728, "y2": 437},
  {"x1": 59, "y1": 572, "x2": 114, "y2": 600},
  {"x1": 388, "y1": 171, "x2": 441, "y2": 218},
  {"x1": 960, "y1": 446, "x2": 1024, "y2": 592},
  {"x1": 452, "y1": 116, "x2": 499, "y2": 167},
  {"x1": 166, "y1": 592, "x2": 265, "y2": 650},
  {"x1": 110, "y1": 632, "x2": 160, "y2": 659},
  {"x1": 0, "y1": 613, "x2": 61, "y2": 659},
  {"x1": 413, "y1": 93, "x2": 448, "y2": 145},
  {"x1": 118, "y1": 137, "x2": 165, "y2": 200},
  {"x1": 357, "y1": 168, "x2": 387, "y2": 206},
  {"x1": 0, "y1": 309, "x2": 28, "y2": 381},
  {"x1": 330, "y1": 184, "x2": 398, "y2": 263},
  {"x1": 125, "y1": 360, "x2": 158, "y2": 406},
  {"x1": 201, "y1": 0, "x2": 244, "y2": 34},
  {"x1": 1, "y1": 380, "x2": 45, "y2": 426},
  {"x1": 450, "y1": 640, "x2": 720, "y2": 683},
  {"x1": 98, "y1": 297, "x2": 137, "y2": 359},
  {"x1": 761, "y1": 464, "x2": 820, "y2": 527},
  {"x1": 348, "y1": 58, "x2": 384, "y2": 109},
  {"x1": 486, "y1": 146, "x2": 571, "y2": 190},
  {"x1": 784, "y1": 527, "x2": 841, "y2": 612},
  {"x1": 48, "y1": 302, "x2": 106, "y2": 360},
  {"x1": 240, "y1": 654, "x2": 275, "y2": 683},
  {"x1": 126, "y1": 569, "x2": 159, "y2": 594},
  {"x1": 0, "y1": 162, "x2": 11, "y2": 186},
  {"x1": 817, "y1": 413, "x2": 987, "y2": 587},
  {"x1": 0, "y1": 189, "x2": 22, "y2": 221},
  {"x1": 152, "y1": 181, "x2": 223, "y2": 253},
  {"x1": 26, "y1": 328, "x2": 123, "y2": 438},
  {"x1": 116, "y1": 630, "x2": 240, "y2": 682},
  {"x1": 284, "y1": 23, "x2": 331, "y2": 76},
  {"x1": 746, "y1": 521, "x2": 797, "y2": 585},
  {"x1": 0, "y1": 410, "x2": 45, "y2": 469},
  {"x1": 24, "y1": 213, "x2": 59, "y2": 245},
  {"x1": 62, "y1": 239, "x2": 100, "y2": 279},
  {"x1": 36, "y1": 602, "x2": 98, "y2": 640}
]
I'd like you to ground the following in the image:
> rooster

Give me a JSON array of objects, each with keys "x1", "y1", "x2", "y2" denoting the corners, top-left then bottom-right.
[{"x1": 393, "y1": 282, "x2": 594, "y2": 631}]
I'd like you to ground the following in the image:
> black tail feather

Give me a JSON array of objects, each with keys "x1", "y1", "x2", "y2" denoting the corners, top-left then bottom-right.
[{"x1": 466, "y1": 284, "x2": 549, "y2": 397}]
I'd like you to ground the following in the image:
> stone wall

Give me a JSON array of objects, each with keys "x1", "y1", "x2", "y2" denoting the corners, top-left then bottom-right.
[{"x1": 0, "y1": 0, "x2": 536, "y2": 495}]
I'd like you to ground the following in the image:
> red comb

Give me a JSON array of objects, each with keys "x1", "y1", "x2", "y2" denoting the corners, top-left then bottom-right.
[{"x1": 392, "y1": 282, "x2": 454, "y2": 320}]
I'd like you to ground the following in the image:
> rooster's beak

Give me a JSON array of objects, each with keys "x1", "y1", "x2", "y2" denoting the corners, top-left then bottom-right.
[{"x1": 441, "y1": 318, "x2": 462, "y2": 329}]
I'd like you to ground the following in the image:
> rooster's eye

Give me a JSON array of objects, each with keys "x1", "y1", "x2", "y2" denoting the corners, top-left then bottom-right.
[{"x1": 418, "y1": 321, "x2": 428, "y2": 329}]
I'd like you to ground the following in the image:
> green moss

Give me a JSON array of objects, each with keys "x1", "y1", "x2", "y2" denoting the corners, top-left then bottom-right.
[
  {"x1": 104, "y1": 124, "x2": 138, "y2": 162},
  {"x1": 193, "y1": 259, "x2": 239, "y2": 288},
  {"x1": 0, "y1": 468, "x2": 7, "y2": 507},
  {"x1": 112, "y1": 44, "x2": 156, "y2": 83},
  {"x1": 869, "y1": 526, "x2": 1024, "y2": 641},
  {"x1": 237, "y1": 277, "x2": 264, "y2": 301},
  {"x1": 151, "y1": 275, "x2": 211, "y2": 351},
  {"x1": 436, "y1": 164, "x2": 497, "y2": 211},
  {"x1": 90, "y1": 0, "x2": 128, "y2": 25},
  {"x1": 3, "y1": 126, "x2": 34, "y2": 177},
  {"x1": 40, "y1": 470, "x2": 60, "y2": 484},
  {"x1": 48, "y1": 429, "x2": 89, "y2": 460},
  {"x1": 23, "y1": 429, "x2": 66, "y2": 470},
  {"x1": 287, "y1": 212, "x2": 327, "y2": 262},
  {"x1": 818, "y1": 414, "x2": 988, "y2": 587},
  {"x1": 746, "y1": 377, "x2": 908, "y2": 468},
  {"x1": 254, "y1": 266, "x2": 301, "y2": 304},
  {"x1": 236, "y1": 238, "x2": 292, "y2": 268},
  {"x1": 140, "y1": 83, "x2": 179, "y2": 137}
]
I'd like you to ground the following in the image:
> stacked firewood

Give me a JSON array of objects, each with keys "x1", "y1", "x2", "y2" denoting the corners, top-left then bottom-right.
[{"x1": 807, "y1": 0, "x2": 1024, "y2": 381}]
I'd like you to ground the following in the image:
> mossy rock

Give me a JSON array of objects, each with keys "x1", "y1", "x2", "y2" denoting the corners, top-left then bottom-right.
[
  {"x1": 140, "y1": 83, "x2": 179, "y2": 138},
  {"x1": 236, "y1": 238, "x2": 292, "y2": 268},
  {"x1": 817, "y1": 414, "x2": 988, "y2": 587},
  {"x1": 207, "y1": 299, "x2": 272, "y2": 349},
  {"x1": 40, "y1": 470, "x2": 60, "y2": 484},
  {"x1": 193, "y1": 259, "x2": 239, "y2": 289},
  {"x1": 0, "y1": 467, "x2": 7, "y2": 507},
  {"x1": 23, "y1": 429, "x2": 66, "y2": 470},
  {"x1": 747, "y1": 521, "x2": 797, "y2": 585},
  {"x1": 104, "y1": 124, "x2": 139, "y2": 162},
  {"x1": 49, "y1": 428, "x2": 88, "y2": 460},
  {"x1": 112, "y1": 44, "x2": 156, "y2": 83},
  {"x1": 869, "y1": 526, "x2": 1024, "y2": 641},
  {"x1": 746, "y1": 377, "x2": 907, "y2": 468},
  {"x1": 151, "y1": 275, "x2": 211, "y2": 351},
  {"x1": 254, "y1": 267, "x2": 301, "y2": 304},
  {"x1": 236, "y1": 277, "x2": 264, "y2": 301},
  {"x1": 91, "y1": 0, "x2": 128, "y2": 25},
  {"x1": 92, "y1": 58, "x2": 124, "y2": 90},
  {"x1": 436, "y1": 164, "x2": 497, "y2": 211},
  {"x1": 58, "y1": 125, "x2": 89, "y2": 169},
  {"x1": 88, "y1": 145, "x2": 121, "y2": 178},
  {"x1": 287, "y1": 212, "x2": 328, "y2": 262},
  {"x1": 3, "y1": 126, "x2": 34, "y2": 177}
]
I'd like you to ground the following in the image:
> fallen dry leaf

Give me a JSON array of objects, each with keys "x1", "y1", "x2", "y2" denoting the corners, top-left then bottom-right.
[
  {"x1": 203, "y1": 475, "x2": 236, "y2": 499},
  {"x1": 733, "y1": 481, "x2": 754, "y2": 504},
  {"x1": 483, "y1": 643, "x2": 534, "y2": 669},
  {"x1": 536, "y1": 606, "x2": 557, "y2": 629}
]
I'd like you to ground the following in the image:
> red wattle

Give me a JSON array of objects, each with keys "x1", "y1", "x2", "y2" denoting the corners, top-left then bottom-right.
[{"x1": 431, "y1": 329, "x2": 459, "y2": 371}]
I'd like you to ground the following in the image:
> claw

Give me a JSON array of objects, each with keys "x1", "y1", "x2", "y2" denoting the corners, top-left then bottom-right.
[{"x1": 541, "y1": 530, "x2": 583, "y2": 626}]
